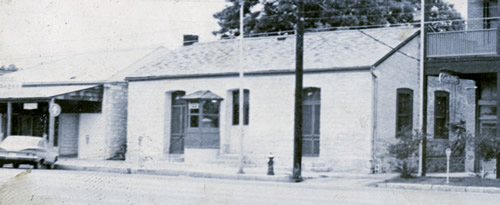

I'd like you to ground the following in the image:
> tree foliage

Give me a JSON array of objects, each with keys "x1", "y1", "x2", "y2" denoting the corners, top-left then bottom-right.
[
  {"x1": 0, "y1": 64, "x2": 19, "y2": 75},
  {"x1": 0, "y1": 64, "x2": 18, "y2": 71},
  {"x1": 213, "y1": 0, "x2": 463, "y2": 38}
]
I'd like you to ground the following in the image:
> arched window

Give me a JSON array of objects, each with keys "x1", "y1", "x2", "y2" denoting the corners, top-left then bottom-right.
[{"x1": 396, "y1": 88, "x2": 413, "y2": 137}]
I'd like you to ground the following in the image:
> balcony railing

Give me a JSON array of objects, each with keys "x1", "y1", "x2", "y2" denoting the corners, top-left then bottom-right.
[{"x1": 427, "y1": 29, "x2": 498, "y2": 57}]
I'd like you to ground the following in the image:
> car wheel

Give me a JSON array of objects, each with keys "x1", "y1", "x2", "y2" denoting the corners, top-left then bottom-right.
[
  {"x1": 13, "y1": 163, "x2": 19, "y2": 168},
  {"x1": 34, "y1": 161, "x2": 42, "y2": 169},
  {"x1": 44, "y1": 163, "x2": 54, "y2": 170},
  {"x1": 0, "y1": 161, "x2": 3, "y2": 168}
]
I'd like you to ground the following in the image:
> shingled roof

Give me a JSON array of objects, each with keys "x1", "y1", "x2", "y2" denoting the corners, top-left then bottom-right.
[
  {"x1": 127, "y1": 26, "x2": 418, "y2": 80},
  {"x1": 4, "y1": 47, "x2": 169, "y2": 84}
]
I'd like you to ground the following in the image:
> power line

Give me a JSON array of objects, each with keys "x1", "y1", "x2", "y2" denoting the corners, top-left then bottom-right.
[
  {"x1": 358, "y1": 30, "x2": 419, "y2": 61},
  {"x1": 242, "y1": 15, "x2": 496, "y2": 38},
  {"x1": 3, "y1": 15, "x2": 495, "y2": 61},
  {"x1": 259, "y1": 9, "x2": 464, "y2": 20}
]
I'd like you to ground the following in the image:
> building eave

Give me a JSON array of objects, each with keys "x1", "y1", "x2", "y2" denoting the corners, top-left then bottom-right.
[{"x1": 126, "y1": 66, "x2": 372, "y2": 82}]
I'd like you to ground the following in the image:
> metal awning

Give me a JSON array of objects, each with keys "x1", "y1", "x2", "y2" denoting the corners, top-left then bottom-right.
[{"x1": 0, "y1": 85, "x2": 101, "y2": 101}]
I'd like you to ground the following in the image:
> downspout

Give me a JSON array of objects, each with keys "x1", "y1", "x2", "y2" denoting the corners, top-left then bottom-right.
[{"x1": 370, "y1": 66, "x2": 378, "y2": 174}]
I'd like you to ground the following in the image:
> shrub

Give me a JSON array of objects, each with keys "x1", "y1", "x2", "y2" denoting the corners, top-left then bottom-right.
[{"x1": 388, "y1": 131, "x2": 422, "y2": 178}]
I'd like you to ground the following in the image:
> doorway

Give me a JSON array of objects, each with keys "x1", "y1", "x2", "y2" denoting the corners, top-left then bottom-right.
[{"x1": 170, "y1": 91, "x2": 186, "y2": 154}]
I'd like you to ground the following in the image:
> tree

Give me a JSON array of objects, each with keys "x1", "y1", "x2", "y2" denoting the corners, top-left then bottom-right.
[
  {"x1": 213, "y1": 0, "x2": 463, "y2": 38},
  {"x1": 425, "y1": 0, "x2": 464, "y2": 32},
  {"x1": 0, "y1": 64, "x2": 19, "y2": 74}
]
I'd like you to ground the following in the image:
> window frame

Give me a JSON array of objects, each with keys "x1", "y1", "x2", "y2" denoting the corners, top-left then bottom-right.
[
  {"x1": 232, "y1": 89, "x2": 250, "y2": 125},
  {"x1": 302, "y1": 87, "x2": 321, "y2": 157},
  {"x1": 395, "y1": 88, "x2": 413, "y2": 137},
  {"x1": 434, "y1": 90, "x2": 450, "y2": 139}
]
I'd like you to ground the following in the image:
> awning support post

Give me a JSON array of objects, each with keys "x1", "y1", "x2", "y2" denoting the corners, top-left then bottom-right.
[
  {"x1": 49, "y1": 98, "x2": 55, "y2": 146},
  {"x1": 6, "y1": 102, "x2": 12, "y2": 139}
]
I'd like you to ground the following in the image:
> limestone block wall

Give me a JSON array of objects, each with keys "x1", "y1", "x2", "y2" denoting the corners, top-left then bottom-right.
[
  {"x1": 77, "y1": 82, "x2": 128, "y2": 160},
  {"x1": 372, "y1": 36, "x2": 421, "y2": 173},
  {"x1": 425, "y1": 77, "x2": 476, "y2": 172},
  {"x1": 103, "y1": 82, "x2": 128, "y2": 159},
  {"x1": 126, "y1": 70, "x2": 374, "y2": 173}
]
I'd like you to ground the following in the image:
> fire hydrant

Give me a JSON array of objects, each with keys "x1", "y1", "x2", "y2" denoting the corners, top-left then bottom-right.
[{"x1": 267, "y1": 153, "x2": 274, "y2": 175}]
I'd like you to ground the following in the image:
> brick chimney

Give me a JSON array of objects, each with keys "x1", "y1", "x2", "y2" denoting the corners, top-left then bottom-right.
[{"x1": 183, "y1": 34, "x2": 199, "y2": 46}]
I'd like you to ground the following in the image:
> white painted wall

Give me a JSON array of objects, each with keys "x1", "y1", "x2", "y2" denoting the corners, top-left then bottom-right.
[
  {"x1": 78, "y1": 113, "x2": 107, "y2": 159},
  {"x1": 127, "y1": 70, "x2": 374, "y2": 172},
  {"x1": 372, "y1": 36, "x2": 421, "y2": 173}
]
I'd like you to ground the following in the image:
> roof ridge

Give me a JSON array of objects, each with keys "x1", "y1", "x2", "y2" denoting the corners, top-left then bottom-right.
[
  {"x1": 175, "y1": 26, "x2": 416, "y2": 49},
  {"x1": 127, "y1": 26, "x2": 418, "y2": 80}
]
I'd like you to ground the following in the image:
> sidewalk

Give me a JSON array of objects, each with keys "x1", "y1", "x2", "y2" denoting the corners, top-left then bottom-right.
[
  {"x1": 376, "y1": 172, "x2": 500, "y2": 194},
  {"x1": 54, "y1": 158, "x2": 389, "y2": 183}
]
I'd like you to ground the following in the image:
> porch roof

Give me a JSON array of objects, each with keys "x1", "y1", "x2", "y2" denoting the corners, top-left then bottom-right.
[
  {"x1": 182, "y1": 90, "x2": 223, "y2": 100},
  {"x1": 0, "y1": 85, "x2": 100, "y2": 101}
]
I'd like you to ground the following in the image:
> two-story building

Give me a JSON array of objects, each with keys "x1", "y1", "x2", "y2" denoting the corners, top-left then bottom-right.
[{"x1": 424, "y1": 0, "x2": 500, "y2": 173}]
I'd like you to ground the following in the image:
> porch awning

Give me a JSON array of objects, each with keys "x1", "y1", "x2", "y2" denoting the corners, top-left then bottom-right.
[
  {"x1": 181, "y1": 90, "x2": 223, "y2": 100},
  {"x1": 0, "y1": 85, "x2": 101, "y2": 101}
]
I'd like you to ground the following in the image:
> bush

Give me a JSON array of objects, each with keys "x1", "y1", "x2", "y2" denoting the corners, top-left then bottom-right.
[{"x1": 388, "y1": 131, "x2": 422, "y2": 178}]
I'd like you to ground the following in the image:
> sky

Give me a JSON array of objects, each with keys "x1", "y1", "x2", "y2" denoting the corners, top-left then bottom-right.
[
  {"x1": 0, "y1": 0, "x2": 228, "y2": 68},
  {"x1": 0, "y1": 0, "x2": 468, "y2": 69},
  {"x1": 447, "y1": 0, "x2": 467, "y2": 19}
]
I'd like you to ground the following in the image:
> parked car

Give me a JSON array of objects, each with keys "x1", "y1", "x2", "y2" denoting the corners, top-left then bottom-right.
[{"x1": 0, "y1": 135, "x2": 58, "y2": 169}]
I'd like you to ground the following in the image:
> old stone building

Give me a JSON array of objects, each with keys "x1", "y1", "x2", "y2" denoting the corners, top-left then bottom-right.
[
  {"x1": 125, "y1": 27, "x2": 422, "y2": 173},
  {"x1": 424, "y1": 0, "x2": 500, "y2": 174}
]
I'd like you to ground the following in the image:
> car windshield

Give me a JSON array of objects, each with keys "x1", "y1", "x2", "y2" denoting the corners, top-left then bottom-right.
[{"x1": 0, "y1": 136, "x2": 45, "y2": 151}]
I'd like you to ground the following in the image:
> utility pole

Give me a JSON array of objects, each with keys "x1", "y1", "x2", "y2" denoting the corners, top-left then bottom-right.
[
  {"x1": 293, "y1": 0, "x2": 304, "y2": 182},
  {"x1": 418, "y1": 0, "x2": 428, "y2": 177},
  {"x1": 237, "y1": 0, "x2": 245, "y2": 174}
]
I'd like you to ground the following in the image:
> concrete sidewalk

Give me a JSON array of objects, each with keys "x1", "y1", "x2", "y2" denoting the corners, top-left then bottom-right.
[
  {"x1": 54, "y1": 158, "x2": 389, "y2": 183},
  {"x1": 376, "y1": 172, "x2": 500, "y2": 194}
]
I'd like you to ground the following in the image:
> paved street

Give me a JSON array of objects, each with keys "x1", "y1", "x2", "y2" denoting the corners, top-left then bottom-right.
[{"x1": 0, "y1": 168, "x2": 499, "y2": 204}]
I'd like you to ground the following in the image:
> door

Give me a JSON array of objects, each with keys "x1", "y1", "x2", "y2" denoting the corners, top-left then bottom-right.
[
  {"x1": 170, "y1": 91, "x2": 186, "y2": 154},
  {"x1": 58, "y1": 114, "x2": 79, "y2": 157},
  {"x1": 184, "y1": 100, "x2": 221, "y2": 149},
  {"x1": 302, "y1": 88, "x2": 321, "y2": 157},
  {"x1": 11, "y1": 115, "x2": 47, "y2": 137}
]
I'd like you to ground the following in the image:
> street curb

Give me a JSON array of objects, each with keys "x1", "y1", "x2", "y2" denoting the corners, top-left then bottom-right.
[
  {"x1": 376, "y1": 182, "x2": 500, "y2": 194},
  {"x1": 55, "y1": 164, "x2": 293, "y2": 183}
]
